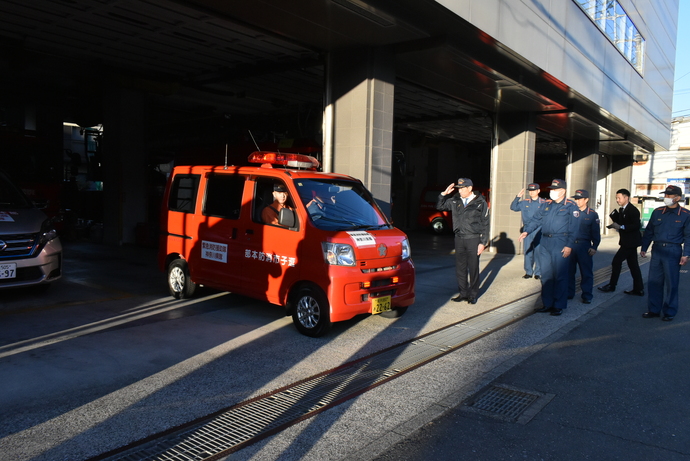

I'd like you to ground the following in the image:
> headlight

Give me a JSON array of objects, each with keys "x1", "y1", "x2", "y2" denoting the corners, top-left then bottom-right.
[
  {"x1": 322, "y1": 242, "x2": 355, "y2": 266},
  {"x1": 401, "y1": 238, "x2": 411, "y2": 261},
  {"x1": 38, "y1": 219, "x2": 59, "y2": 245}
]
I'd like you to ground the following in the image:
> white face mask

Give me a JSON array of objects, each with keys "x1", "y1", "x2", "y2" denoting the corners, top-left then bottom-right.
[
  {"x1": 549, "y1": 190, "x2": 562, "y2": 201},
  {"x1": 664, "y1": 197, "x2": 676, "y2": 206}
]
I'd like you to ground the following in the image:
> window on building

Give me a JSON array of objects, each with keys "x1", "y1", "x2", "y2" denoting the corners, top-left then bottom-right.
[{"x1": 574, "y1": 0, "x2": 645, "y2": 73}]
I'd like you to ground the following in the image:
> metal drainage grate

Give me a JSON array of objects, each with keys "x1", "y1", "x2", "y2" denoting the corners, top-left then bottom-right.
[{"x1": 464, "y1": 384, "x2": 554, "y2": 424}]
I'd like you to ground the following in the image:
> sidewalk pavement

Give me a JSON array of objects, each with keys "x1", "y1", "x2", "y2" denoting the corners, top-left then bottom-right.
[{"x1": 373, "y1": 242, "x2": 690, "y2": 460}]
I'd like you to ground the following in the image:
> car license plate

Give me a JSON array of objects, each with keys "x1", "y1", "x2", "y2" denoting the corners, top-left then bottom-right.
[
  {"x1": 0, "y1": 263, "x2": 17, "y2": 279},
  {"x1": 371, "y1": 295, "x2": 392, "y2": 315}
]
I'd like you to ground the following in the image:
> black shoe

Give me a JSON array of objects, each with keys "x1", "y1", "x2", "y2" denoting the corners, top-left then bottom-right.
[
  {"x1": 468, "y1": 298, "x2": 477, "y2": 304},
  {"x1": 662, "y1": 316, "x2": 674, "y2": 322},
  {"x1": 522, "y1": 274, "x2": 532, "y2": 279},
  {"x1": 581, "y1": 298, "x2": 591, "y2": 304},
  {"x1": 536, "y1": 306, "x2": 554, "y2": 313},
  {"x1": 534, "y1": 275, "x2": 541, "y2": 280},
  {"x1": 624, "y1": 290, "x2": 644, "y2": 296},
  {"x1": 452, "y1": 295, "x2": 468, "y2": 302},
  {"x1": 550, "y1": 308, "x2": 563, "y2": 316},
  {"x1": 597, "y1": 284, "x2": 615, "y2": 293},
  {"x1": 642, "y1": 312, "x2": 660, "y2": 318}
]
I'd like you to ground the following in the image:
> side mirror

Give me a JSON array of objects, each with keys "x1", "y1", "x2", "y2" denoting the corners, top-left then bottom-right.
[{"x1": 278, "y1": 208, "x2": 296, "y2": 229}]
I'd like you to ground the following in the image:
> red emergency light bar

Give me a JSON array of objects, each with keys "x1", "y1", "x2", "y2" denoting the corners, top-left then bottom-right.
[{"x1": 248, "y1": 151, "x2": 320, "y2": 170}]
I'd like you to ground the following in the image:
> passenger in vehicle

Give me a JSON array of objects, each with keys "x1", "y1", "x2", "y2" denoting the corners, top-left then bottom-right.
[
  {"x1": 261, "y1": 183, "x2": 293, "y2": 226},
  {"x1": 304, "y1": 187, "x2": 336, "y2": 220}
]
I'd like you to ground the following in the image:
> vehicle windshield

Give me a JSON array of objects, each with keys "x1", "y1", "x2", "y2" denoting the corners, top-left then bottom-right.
[
  {"x1": 295, "y1": 178, "x2": 391, "y2": 231},
  {"x1": 0, "y1": 171, "x2": 33, "y2": 209}
]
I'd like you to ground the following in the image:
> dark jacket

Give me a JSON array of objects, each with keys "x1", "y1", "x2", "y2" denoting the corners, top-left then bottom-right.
[
  {"x1": 437, "y1": 191, "x2": 490, "y2": 246},
  {"x1": 610, "y1": 204, "x2": 642, "y2": 248}
]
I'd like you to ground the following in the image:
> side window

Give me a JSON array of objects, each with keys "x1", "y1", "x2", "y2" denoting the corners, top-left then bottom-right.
[
  {"x1": 168, "y1": 174, "x2": 199, "y2": 213},
  {"x1": 204, "y1": 174, "x2": 244, "y2": 219},
  {"x1": 253, "y1": 178, "x2": 296, "y2": 228}
]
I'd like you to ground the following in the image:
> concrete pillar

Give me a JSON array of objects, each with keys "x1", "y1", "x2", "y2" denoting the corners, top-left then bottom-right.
[
  {"x1": 326, "y1": 48, "x2": 395, "y2": 217},
  {"x1": 567, "y1": 138, "x2": 599, "y2": 199},
  {"x1": 101, "y1": 89, "x2": 148, "y2": 245},
  {"x1": 490, "y1": 112, "x2": 536, "y2": 254}
]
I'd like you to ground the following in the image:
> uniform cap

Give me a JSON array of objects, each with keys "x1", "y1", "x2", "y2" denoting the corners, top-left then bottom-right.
[
  {"x1": 273, "y1": 184, "x2": 288, "y2": 192},
  {"x1": 548, "y1": 179, "x2": 567, "y2": 189},
  {"x1": 456, "y1": 178, "x2": 473, "y2": 187},
  {"x1": 661, "y1": 185, "x2": 682, "y2": 196},
  {"x1": 527, "y1": 183, "x2": 540, "y2": 191},
  {"x1": 572, "y1": 189, "x2": 589, "y2": 199}
]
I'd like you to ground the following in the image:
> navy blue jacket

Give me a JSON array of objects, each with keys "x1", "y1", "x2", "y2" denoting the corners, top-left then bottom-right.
[
  {"x1": 523, "y1": 198, "x2": 579, "y2": 248},
  {"x1": 641, "y1": 206, "x2": 690, "y2": 257},
  {"x1": 574, "y1": 207, "x2": 601, "y2": 250}
]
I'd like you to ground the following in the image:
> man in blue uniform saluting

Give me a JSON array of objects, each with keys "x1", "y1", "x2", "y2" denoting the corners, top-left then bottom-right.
[
  {"x1": 510, "y1": 183, "x2": 546, "y2": 279},
  {"x1": 640, "y1": 185, "x2": 690, "y2": 321},
  {"x1": 519, "y1": 179, "x2": 579, "y2": 316},
  {"x1": 567, "y1": 189, "x2": 600, "y2": 304}
]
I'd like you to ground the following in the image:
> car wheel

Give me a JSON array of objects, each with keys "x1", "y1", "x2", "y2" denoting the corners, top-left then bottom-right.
[
  {"x1": 291, "y1": 285, "x2": 331, "y2": 337},
  {"x1": 380, "y1": 305, "x2": 408, "y2": 318},
  {"x1": 167, "y1": 259, "x2": 197, "y2": 299},
  {"x1": 431, "y1": 217, "x2": 446, "y2": 234}
]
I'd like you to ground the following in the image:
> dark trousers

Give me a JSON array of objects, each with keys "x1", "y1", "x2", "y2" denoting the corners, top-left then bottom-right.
[
  {"x1": 647, "y1": 243, "x2": 682, "y2": 317},
  {"x1": 568, "y1": 242, "x2": 594, "y2": 301},
  {"x1": 609, "y1": 246, "x2": 644, "y2": 291},
  {"x1": 538, "y1": 235, "x2": 571, "y2": 310},
  {"x1": 454, "y1": 235, "x2": 481, "y2": 299},
  {"x1": 522, "y1": 231, "x2": 541, "y2": 277}
]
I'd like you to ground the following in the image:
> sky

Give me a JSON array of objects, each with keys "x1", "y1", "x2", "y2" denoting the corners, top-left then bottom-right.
[{"x1": 672, "y1": 1, "x2": 690, "y2": 118}]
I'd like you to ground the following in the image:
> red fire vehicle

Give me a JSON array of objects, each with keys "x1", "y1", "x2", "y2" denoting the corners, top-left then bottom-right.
[{"x1": 159, "y1": 152, "x2": 415, "y2": 337}]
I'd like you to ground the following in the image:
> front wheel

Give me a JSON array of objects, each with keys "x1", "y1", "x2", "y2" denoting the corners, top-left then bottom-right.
[
  {"x1": 291, "y1": 286, "x2": 331, "y2": 337},
  {"x1": 380, "y1": 305, "x2": 408, "y2": 318},
  {"x1": 431, "y1": 217, "x2": 447, "y2": 234},
  {"x1": 167, "y1": 259, "x2": 197, "y2": 299}
]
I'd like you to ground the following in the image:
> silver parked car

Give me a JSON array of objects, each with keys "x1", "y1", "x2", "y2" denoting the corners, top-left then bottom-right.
[{"x1": 0, "y1": 169, "x2": 62, "y2": 289}]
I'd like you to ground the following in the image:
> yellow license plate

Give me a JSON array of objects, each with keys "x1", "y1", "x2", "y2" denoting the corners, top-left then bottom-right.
[{"x1": 371, "y1": 295, "x2": 392, "y2": 315}]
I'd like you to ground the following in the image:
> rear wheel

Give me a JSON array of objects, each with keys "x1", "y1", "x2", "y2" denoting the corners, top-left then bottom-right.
[
  {"x1": 431, "y1": 217, "x2": 447, "y2": 234},
  {"x1": 380, "y1": 305, "x2": 408, "y2": 318},
  {"x1": 291, "y1": 285, "x2": 331, "y2": 337},
  {"x1": 167, "y1": 259, "x2": 197, "y2": 299}
]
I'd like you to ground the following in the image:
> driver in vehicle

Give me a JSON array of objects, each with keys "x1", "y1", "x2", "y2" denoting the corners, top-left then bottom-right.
[{"x1": 261, "y1": 183, "x2": 293, "y2": 226}]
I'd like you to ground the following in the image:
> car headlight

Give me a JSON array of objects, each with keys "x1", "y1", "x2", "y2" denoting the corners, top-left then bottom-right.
[
  {"x1": 401, "y1": 238, "x2": 411, "y2": 261},
  {"x1": 38, "y1": 219, "x2": 59, "y2": 245},
  {"x1": 322, "y1": 242, "x2": 355, "y2": 266}
]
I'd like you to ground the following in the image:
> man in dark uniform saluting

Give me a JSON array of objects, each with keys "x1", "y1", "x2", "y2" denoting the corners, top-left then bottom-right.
[
  {"x1": 510, "y1": 183, "x2": 546, "y2": 279},
  {"x1": 437, "y1": 178, "x2": 490, "y2": 305},
  {"x1": 640, "y1": 185, "x2": 690, "y2": 321}
]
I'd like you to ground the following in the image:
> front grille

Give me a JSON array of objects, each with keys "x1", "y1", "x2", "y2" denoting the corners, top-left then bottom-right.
[
  {"x1": 0, "y1": 233, "x2": 39, "y2": 259},
  {"x1": 361, "y1": 265, "x2": 397, "y2": 273},
  {"x1": 362, "y1": 289, "x2": 395, "y2": 302}
]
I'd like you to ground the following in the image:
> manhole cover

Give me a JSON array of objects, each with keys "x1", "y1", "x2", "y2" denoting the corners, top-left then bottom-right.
[{"x1": 463, "y1": 384, "x2": 554, "y2": 424}]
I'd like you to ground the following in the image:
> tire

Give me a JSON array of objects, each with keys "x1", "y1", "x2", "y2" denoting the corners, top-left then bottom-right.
[
  {"x1": 380, "y1": 305, "x2": 408, "y2": 318},
  {"x1": 167, "y1": 259, "x2": 197, "y2": 299},
  {"x1": 431, "y1": 217, "x2": 446, "y2": 234},
  {"x1": 291, "y1": 285, "x2": 331, "y2": 337}
]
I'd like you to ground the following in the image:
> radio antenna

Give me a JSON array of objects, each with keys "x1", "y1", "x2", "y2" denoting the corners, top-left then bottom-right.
[
  {"x1": 248, "y1": 130, "x2": 260, "y2": 151},
  {"x1": 224, "y1": 143, "x2": 228, "y2": 169}
]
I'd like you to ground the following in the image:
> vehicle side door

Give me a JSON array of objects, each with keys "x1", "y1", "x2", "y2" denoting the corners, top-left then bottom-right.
[{"x1": 194, "y1": 172, "x2": 246, "y2": 291}]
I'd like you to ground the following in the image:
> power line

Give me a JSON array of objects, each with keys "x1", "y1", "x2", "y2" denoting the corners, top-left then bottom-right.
[{"x1": 674, "y1": 70, "x2": 690, "y2": 82}]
